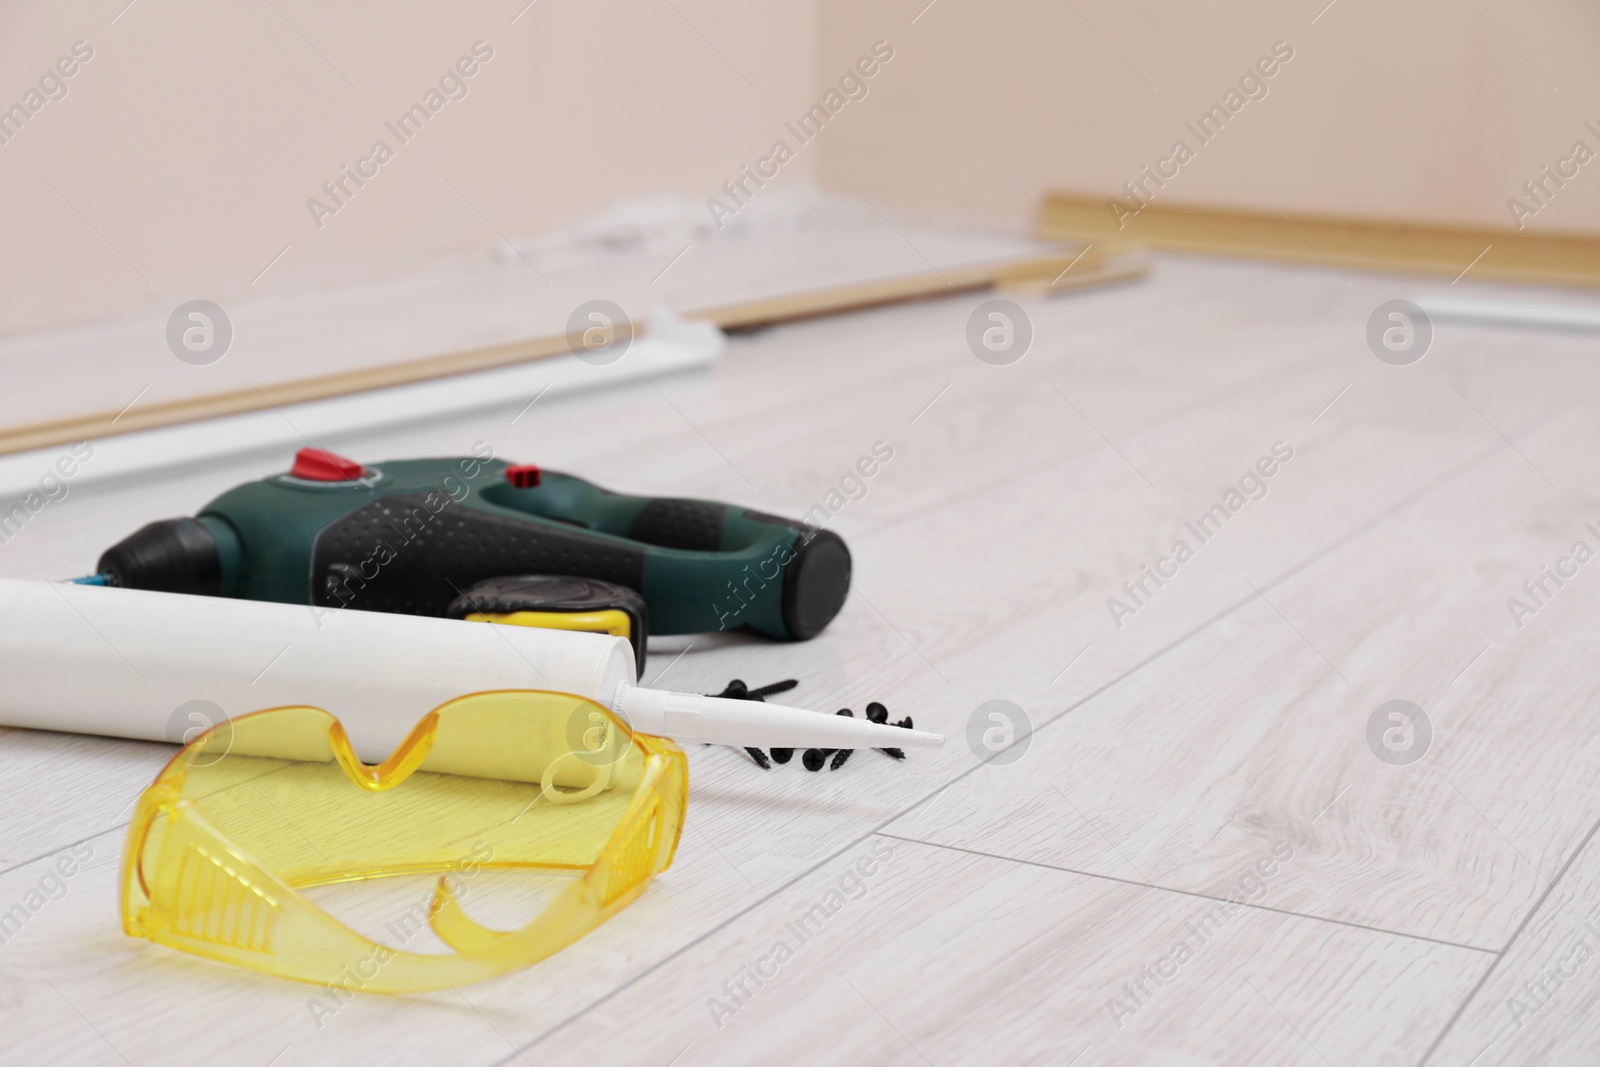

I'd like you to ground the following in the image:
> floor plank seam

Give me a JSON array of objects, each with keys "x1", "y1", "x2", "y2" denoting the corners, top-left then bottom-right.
[
  {"x1": 1414, "y1": 808, "x2": 1600, "y2": 1067},
  {"x1": 877, "y1": 833, "x2": 1500, "y2": 954},
  {"x1": 849, "y1": 347, "x2": 1336, "y2": 545},
  {"x1": 493, "y1": 580, "x2": 1278, "y2": 1065},
  {"x1": 1021, "y1": 425, "x2": 1523, "y2": 730},
  {"x1": 0, "y1": 824, "x2": 125, "y2": 881},
  {"x1": 491, "y1": 416, "x2": 1539, "y2": 1065}
]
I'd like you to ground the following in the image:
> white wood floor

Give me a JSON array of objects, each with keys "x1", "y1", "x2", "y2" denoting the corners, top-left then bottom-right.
[
  {"x1": 3, "y1": 251, "x2": 1599, "y2": 1065},
  {"x1": 0, "y1": 198, "x2": 1054, "y2": 432}
]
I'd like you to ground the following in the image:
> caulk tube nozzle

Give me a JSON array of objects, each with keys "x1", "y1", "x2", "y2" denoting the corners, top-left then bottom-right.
[{"x1": 610, "y1": 684, "x2": 943, "y2": 750}]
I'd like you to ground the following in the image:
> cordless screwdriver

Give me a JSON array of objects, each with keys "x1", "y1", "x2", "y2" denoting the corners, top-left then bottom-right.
[{"x1": 82, "y1": 448, "x2": 852, "y2": 667}]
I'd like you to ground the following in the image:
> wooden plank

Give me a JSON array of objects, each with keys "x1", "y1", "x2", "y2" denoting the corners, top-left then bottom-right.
[
  {"x1": 1425, "y1": 811, "x2": 1600, "y2": 1065},
  {"x1": 0, "y1": 829, "x2": 1489, "y2": 1065},
  {"x1": 0, "y1": 250, "x2": 1141, "y2": 460},
  {"x1": 0, "y1": 330, "x2": 584, "y2": 458},
  {"x1": 487, "y1": 839, "x2": 1488, "y2": 1067},
  {"x1": 700, "y1": 249, "x2": 1134, "y2": 330},
  {"x1": 876, "y1": 401, "x2": 1600, "y2": 949},
  {"x1": 1039, "y1": 191, "x2": 1600, "y2": 287}
]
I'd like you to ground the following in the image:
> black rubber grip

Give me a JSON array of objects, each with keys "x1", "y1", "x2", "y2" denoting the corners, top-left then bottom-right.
[
  {"x1": 312, "y1": 494, "x2": 646, "y2": 616},
  {"x1": 781, "y1": 529, "x2": 851, "y2": 640},
  {"x1": 627, "y1": 498, "x2": 723, "y2": 552}
]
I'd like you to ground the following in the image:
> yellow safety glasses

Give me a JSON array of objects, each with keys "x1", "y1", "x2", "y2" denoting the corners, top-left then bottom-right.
[{"x1": 120, "y1": 690, "x2": 686, "y2": 993}]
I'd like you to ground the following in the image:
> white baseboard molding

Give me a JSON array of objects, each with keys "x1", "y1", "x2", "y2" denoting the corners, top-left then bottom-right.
[
  {"x1": 0, "y1": 310, "x2": 722, "y2": 502},
  {"x1": 1415, "y1": 295, "x2": 1600, "y2": 333}
]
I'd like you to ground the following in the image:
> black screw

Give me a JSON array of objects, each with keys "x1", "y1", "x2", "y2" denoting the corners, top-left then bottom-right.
[
  {"x1": 709, "y1": 677, "x2": 792, "y2": 771},
  {"x1": 748, "y1": 679, "x2": 798, "y2": 699},
  {"x1": 748, "y1": 680, "x2": 797, "y2": 767},
  {"x1": 804, "y1": 710, "x2": 852, "y2": 771}
]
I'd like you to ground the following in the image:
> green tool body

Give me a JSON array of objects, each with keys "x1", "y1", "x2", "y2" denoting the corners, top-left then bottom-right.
[{"x1": 93, "y1": 451, "x2": 851, "y2": 644}]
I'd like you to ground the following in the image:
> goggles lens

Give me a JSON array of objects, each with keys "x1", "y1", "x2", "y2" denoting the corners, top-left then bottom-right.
[{"x1": 122, "y1": 690, "x2": 686, "y2": 993}]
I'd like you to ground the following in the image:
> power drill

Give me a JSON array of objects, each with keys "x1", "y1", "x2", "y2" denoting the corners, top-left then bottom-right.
[{"x1": 85, "y1": 448, "x2": 851, "y2": 669}]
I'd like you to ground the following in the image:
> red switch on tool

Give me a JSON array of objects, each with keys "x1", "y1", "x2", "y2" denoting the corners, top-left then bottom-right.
[
  {"x1": 505, "y1": 464, "x2": 542, "y2": 488},
  {"x1": 289, "y1": 448, "x2": 366, "y2": 482}
]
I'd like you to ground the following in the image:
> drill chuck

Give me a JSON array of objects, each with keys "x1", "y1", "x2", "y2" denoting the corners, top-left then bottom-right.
[{"x1": 96, "y1": 517, "x2": 227, "y2": 596}]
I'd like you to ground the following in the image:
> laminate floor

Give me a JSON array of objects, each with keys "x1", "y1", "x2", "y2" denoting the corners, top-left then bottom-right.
[{"x1": 1, "y1": 251, "x2": 1596, "y2": 1065}]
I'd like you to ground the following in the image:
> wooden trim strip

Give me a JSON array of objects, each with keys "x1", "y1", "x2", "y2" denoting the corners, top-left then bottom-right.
[
  {"x1": 698, "y1": 249, "x2": 1112, "y2": 330},
  {"x1": 1039, "y1": 192, "x2": 1600, "y2": 288},
  {"x1": 0, "y1": 249, "x2": 1141, "y2": 458},
  {"x1": 0, "y1": 331, "x2": 585, "y2": 458}
]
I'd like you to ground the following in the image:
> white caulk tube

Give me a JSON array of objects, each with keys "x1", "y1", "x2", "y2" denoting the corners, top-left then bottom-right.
[
  {"x1": 610, "y1": 686, "x2": 931, "y2": 749},
  {"x1": 0, "y1": 579, "x2": 940, "y2": 761}
]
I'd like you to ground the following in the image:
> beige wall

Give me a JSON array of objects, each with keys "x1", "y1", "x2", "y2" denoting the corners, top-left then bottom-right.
[
  {"x1": 4, "y1": 0, "x2": 1597, "y2": 339},
  {"x1": 816, "y1": 0, "x2": 1600, "y2": 235},
  {"x1": 0, "y1": 0, "x2": 816, "y2": 336}
]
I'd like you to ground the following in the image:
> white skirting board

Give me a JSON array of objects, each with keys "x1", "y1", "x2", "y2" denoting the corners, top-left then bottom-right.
[
  {"x1": 0, "y1": 309, "x2": 723, "y2": 502},
  {"x1": 1414, "y1": 295, "x2": 1600, "y2": 333}
]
